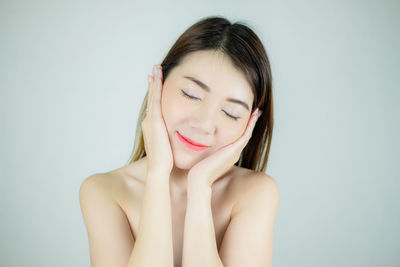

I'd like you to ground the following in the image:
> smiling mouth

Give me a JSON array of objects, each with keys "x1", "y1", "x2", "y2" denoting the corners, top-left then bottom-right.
[{"x1": 176, "y1": 131, "x2": 209, "y2": 151}]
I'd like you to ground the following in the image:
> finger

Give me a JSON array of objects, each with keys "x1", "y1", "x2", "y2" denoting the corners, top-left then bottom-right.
[
  {"x1": 221, "y1": 108, "x2": 260, "y2": 155},
  {"x1": 245, "y1": 109, "x2": 260, "y2": 137},
  {"x1": 147, "y1": 66, "x2": 157, "y2": 113},
  {"x1": 146, "y1": 74, "x2": 153, "y2": 112},
  {"x1": 151, "y1": 64, "x2": 163, "y2": 115},
  {"x1": 236, "y1": 108, "x2": 261, "y2": 147}
]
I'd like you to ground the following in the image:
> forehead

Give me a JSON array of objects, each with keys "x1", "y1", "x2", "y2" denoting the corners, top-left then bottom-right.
[{"x1": 173, "y1": 50, "x2": 254, "y2": 102}]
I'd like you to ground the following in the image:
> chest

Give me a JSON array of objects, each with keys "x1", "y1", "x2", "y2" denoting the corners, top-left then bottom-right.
[{"x1": 119, "y1": 186, "x2": 234, "y2": 267}]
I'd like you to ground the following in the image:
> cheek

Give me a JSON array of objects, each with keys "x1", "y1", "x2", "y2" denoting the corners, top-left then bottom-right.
[
  {"x1": 160, "y1": 86, "x2": 249, "y2": 147},
  {"x1": 218, "y1": 121, "x2": 248, "y2": 147},
  {"x1": 161, "y1": 88, "x2": 186, "y2": 132}
]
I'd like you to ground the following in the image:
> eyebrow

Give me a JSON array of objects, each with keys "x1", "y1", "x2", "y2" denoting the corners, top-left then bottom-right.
[{"x1": 183, "y1": 75, "x2": 250, "y2": 111}]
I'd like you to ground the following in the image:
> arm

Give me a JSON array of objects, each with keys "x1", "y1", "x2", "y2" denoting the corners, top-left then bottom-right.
[
  {"x1": 181, "y1": 180, "x2": 224, "y2": 267},
  {"x1": 79, "y1": 172, "x2": 174, "y2": 267},
  {"x1": 181, "y1": 173, "x2": 279, "y2": 267},
  {"x1": 127, "y1": 171, "x2": 174, "y2": 267},
  {"x1": 218, "y1": 174, "x2": 280, "y2": 267},
  {"x1": 79, "y1": 174, "x2": 136, "y2": 267}
]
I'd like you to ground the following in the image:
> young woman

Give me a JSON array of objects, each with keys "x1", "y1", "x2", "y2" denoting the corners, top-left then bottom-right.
[{"x1": 80, "y1": 16, "x2": 279, "y2": 267}]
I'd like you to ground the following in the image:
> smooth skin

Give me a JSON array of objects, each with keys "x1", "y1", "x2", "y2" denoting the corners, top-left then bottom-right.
[
  {"x1": 142, "y1": 64, "x2": 174, "y2": 175},
  {"x1": 146, "y1": 59, "x2": 261, "y2": 187},
  {"x1": 79, "y1": 51, "x2": 280, "y2": 267}
]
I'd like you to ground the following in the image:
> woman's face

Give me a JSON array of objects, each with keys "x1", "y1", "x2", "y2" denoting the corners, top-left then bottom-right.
[{"x1": 161, "y1": 50, "x2": 254, "y2": 169}]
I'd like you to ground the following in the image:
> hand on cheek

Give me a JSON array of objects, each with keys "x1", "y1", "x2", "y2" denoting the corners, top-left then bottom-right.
[{"x1": 188, "y1": 108, "x2": 262, "y2": 187}]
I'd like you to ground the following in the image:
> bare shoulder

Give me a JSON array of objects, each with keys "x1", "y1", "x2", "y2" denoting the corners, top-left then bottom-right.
[
  {"x1": 229, "y1": 166, "x2": 279, "y2": 194},
  {"x1": 79, "y1": 171, "x2": 137, "y2": 266},
  {"x1": 79, "y1": 173, "x2": 112, "y2": 198},
  {"x1": 218, "y1": 168, "x2": 279, "y2": 266},
  {"x1": 230, "y1": 166, "x2": 280, "y2": 216},
  {"x1": 79, "y1": 171, "x2": 123, "y2": 199},
  {"x1": 78, "y1": 172, "x2": 122, "y2": 216},
  {"x1": 80, "y1": 161, "x2": 146, "y2": 207}
]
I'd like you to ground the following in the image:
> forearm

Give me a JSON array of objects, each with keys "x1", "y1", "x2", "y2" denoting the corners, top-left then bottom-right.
[
  {"x1": 181, "y1": 181, "x2": 224, "y2": 267},
  {"x1": 127, "y1": 171, "x2": 174, "y2": 267}
]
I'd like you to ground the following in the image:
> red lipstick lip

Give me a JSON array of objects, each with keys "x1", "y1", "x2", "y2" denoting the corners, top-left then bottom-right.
[{"x1": 177, "y1": 131, "x2": 209, "y2": 147}]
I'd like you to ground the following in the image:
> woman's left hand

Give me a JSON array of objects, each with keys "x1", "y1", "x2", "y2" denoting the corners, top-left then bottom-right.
[{"x1": 187, "y1": 108, "x2": 262, "y2": 188}]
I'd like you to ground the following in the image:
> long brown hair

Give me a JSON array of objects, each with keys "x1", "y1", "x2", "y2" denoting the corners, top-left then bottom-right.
[{"x1": 126, "y1": 16, "x2": 274, "y2": 173}]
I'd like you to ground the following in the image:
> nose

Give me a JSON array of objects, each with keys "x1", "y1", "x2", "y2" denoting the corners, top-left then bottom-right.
[{"x1": 188, "y1": 106, "x2": 217, "y2": 135}]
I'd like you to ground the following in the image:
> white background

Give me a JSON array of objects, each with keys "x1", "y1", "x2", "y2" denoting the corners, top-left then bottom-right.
[{"x1": 1, "y1": 0, "x2": 399, "y2": 266}]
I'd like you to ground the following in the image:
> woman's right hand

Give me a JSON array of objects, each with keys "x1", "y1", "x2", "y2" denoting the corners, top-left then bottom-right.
[{"x1": 141, "y1": 64, "x2": 174, "y2": 176}]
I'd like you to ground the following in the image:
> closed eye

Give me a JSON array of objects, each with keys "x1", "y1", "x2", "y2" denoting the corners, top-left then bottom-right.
[
  {"x1": 222, "y1": 110, "x2": 240, "y2": 120},
  {"x1": 180, "y1": 89, "x2": 240, "y2": 121},
  {"x1": 180, "y1": 89, "x2": 200, "y2": 100}
]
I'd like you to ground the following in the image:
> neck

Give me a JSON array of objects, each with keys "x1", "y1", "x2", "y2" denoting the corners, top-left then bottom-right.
[
  {"x1": 140, "y1": 156, "x2": 189, "y2": 197},
  {"x1": 169, "y1": 164, "x2": 190, "y2": 198}
]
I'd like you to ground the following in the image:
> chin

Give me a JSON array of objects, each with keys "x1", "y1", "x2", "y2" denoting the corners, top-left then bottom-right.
[
  {"x1": 168, "y1": 130, "x2": 208, "y2": 170},
  {"x1": 171, "y1": 148, "x2": 200, "y2": 170}
]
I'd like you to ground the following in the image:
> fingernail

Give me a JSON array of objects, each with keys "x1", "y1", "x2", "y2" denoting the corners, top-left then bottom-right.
[
  {"x1": 153, "y1": 65, "x2": 158, "y2": 75},
  {"x1": 253, "y1": 108, "x2": 258, "y2": 117}
]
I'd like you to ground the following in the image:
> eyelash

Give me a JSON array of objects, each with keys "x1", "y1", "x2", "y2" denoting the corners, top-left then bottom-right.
[{"x1": 180, "y1": 90, "x2": 240, "y2": 121}]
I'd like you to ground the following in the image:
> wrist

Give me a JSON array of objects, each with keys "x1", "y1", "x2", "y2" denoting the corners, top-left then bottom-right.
[
  {"x1": 187, "y1": 177, "x2": 212, "y2": 196},
  {"x1": 146, "y1": 171, "x2": 170, "y2": 184},
  {"x1": 147, "y1": 167, "x2": 170, "y2": 177}
]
